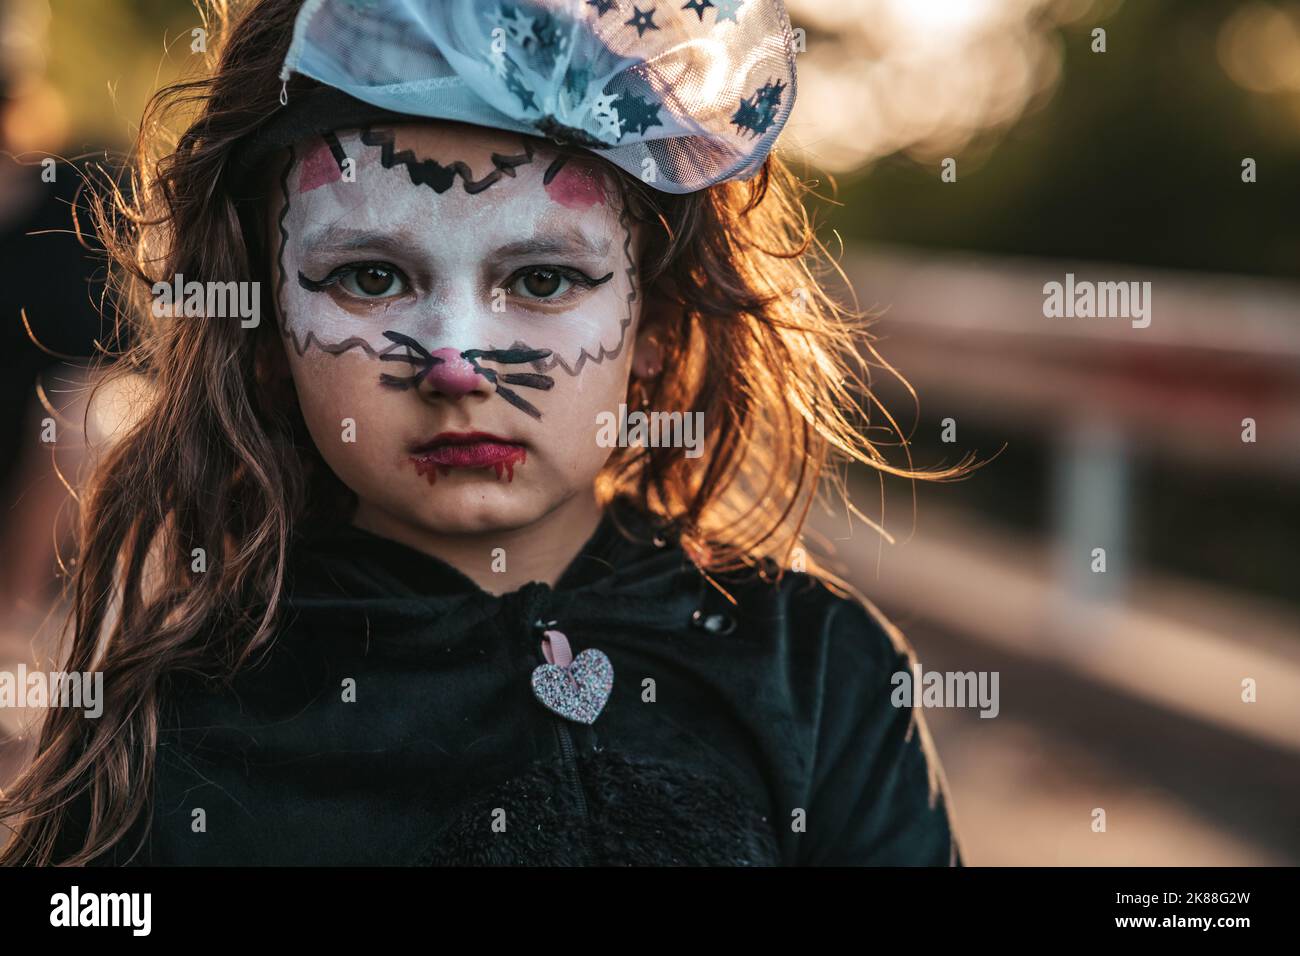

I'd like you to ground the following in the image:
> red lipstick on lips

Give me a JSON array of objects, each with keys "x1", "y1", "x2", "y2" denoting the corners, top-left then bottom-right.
[{"x1": 409, "y1": 431, "x2": 528, "y2": 484}]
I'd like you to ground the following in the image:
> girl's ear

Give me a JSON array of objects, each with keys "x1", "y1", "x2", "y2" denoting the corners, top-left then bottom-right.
[
  {"x1": 632, "y1": 281, "x2": 679, "y2": 379},
  {"x1": 632, "y1": 329, "x2": 663, "y2": 379}
]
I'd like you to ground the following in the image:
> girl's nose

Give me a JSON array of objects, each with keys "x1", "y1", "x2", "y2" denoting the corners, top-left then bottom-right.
[{"x1": 421, "y1": 348, "x2": 485, "y2": 399}]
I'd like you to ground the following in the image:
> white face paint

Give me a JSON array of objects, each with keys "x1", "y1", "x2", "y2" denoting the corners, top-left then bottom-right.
[
  {"x1": 266, "y1": 120, "x2": 653, "y2": 550},
  {"x1": 274, "y1": 123, "x2": 637, "y2": 411}
]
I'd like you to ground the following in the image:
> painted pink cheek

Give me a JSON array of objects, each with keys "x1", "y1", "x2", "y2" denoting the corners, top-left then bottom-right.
[
  {"x1": 545, "y1": 163, "x2": 607, "y2": 210},
  {"x1": 298, "y1": 139, "x2": 342, "y2": 193}
]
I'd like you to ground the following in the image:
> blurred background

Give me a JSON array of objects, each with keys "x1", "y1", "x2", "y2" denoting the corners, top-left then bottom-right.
[{"x1": 1, "y1": 0, "x2": 1297, "y2": 864}]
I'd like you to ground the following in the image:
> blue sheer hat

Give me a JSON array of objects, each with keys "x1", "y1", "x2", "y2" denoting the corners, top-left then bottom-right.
[{"x1": 267, "y1": 0, "x2": 798, "y2": 194}]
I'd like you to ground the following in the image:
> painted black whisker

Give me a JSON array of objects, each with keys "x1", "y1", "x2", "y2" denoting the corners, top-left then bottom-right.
[
  {"x1": 494, "y1": 385, "x2": 543, "y2": 420},
  {"x1": 380, "y1": 351, "x2": 441, "y2": 365},
  {"x1": 379, "y1": 372, "x2": 422, "y2": 390},
  {"x1": 497, "y1": 373, "x2": 553, "y2": 390},
  {"x1": 382, "y1": 330, "x2": 431, "y2": 358},
  {"x1": 462, "y1": 347, "x2": 553, "y2": 364},
  {"x1": 379, "y1": 329, "x2": 439, "y2": 387},
  {"x1": 372, "y1": 334, "x2": 554, "y2": 419}
]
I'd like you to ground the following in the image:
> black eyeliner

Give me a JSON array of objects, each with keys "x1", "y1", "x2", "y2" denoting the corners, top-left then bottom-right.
[
  {"x1": 297, "y1": 262, "x2": 406, "y2": 294},
  {"x1": 507, "y1": 266, "x2": 615, "y2": 290},
  {"x1": 297, "y1": 270, "x2": 335, "y2": 292}
]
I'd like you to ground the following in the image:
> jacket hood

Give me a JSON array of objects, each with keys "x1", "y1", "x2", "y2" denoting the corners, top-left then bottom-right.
[{"x1": 280, "y1": 498, "x2": 712, "y2": 658}]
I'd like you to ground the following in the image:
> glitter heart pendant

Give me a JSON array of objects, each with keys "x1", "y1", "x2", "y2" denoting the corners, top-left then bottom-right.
[{"x1": 531, "y1": 629, "x2": 613, "y2": 725}]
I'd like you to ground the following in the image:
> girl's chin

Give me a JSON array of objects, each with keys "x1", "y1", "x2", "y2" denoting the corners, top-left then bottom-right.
[{"x1": 398, "y1": 484, "x2": 550, "y2": 534}]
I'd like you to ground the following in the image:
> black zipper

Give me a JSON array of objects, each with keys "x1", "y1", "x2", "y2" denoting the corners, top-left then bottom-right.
[
  {"x1": 534, "y1": 635, "x2": 592, "y2": 864},
  {"x1": 553, "y1": 719, "x2": 590, "y2": 822}
]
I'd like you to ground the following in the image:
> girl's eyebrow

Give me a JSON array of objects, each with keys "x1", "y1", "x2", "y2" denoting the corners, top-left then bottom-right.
[
  {"x1": 299, "y1": 225, "x2": 418, "y2": 257},
  {"x1": 298, "y1": 224, "x2": 613, "y2": 259},
  {"x1": 493, "y1": 229, "x2": 612, "y2": 260}
]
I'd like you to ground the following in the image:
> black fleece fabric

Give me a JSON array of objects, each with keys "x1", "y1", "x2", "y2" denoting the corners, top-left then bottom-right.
[{"x1": 74, "y1": 499, "x2": 962, "y2": 866}]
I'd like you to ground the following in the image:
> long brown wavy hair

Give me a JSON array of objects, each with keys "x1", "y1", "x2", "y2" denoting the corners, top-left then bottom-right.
[{"x1": 1, "y1": 0, "x2": 970, "y2": 865}]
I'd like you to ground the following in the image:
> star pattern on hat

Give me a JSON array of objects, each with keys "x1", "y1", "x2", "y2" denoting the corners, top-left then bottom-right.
[
  {"x1": 486, "y1": 4, "x2": 535, "y2": 44},
  {"x1": 713, "y1": 0, "x2": 744, "y2": 24},
  {"x1": 589, "y1": 92, "x2": 624, "y2": 141},
  {"x1": 731, "y1": 78, "x2": 785, "y2": 137},
  {"x1": 563, "y1": 64, "x2": 592, "y2": 99},
  {"x1": 281, "y1": 0, "x2": 796, "y2": 192},
  {"x1": 613, "y1": 89, "x2": 663, "y2": 135},
  {"x1": 503, "y1": 58, "x2": 539, "y2": 111},
  {"x1": 625, "y1": 5, "x2": 660, "y2": 37},
  {"x1": 530, "y1": 12, "x2": 569, "y2": 60},
  {"x1": 558, "y1": 66, "x2": 626, "y2": 143},
  {"x1": 486, "y1": 0, "x2": 669, "y2": 144},
  {"x1": 682, "y1": 0, "x2": 714, "y2": 21},
  {"x1": 489, "y1": 3, "x2": 573, "y2": 74}
]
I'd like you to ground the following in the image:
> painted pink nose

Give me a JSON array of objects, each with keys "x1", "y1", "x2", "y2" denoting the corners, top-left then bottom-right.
[{"x1": 422, "y1": 348, "x2": 485, "y2": 399}]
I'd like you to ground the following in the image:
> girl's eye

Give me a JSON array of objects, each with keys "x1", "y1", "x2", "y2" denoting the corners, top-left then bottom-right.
[
  {"x1": 510, "y1": 268, "x2": 575, "y2": 301},
  {"x1": 340, "y1": 265, "x2": 404, "y2": 298}
]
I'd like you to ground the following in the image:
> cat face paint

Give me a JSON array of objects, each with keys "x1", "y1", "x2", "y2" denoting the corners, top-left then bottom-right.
[
  {"x1": 273, "y1": 124, "x2": 637, "y2": 421},
  {"x1": 268, "y1": 120, "x2": 647, "y2": 542}
]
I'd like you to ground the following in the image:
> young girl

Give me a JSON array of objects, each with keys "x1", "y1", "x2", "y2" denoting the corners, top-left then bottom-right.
[{"x1": 2, "y1": 0, "x2": 962, "y2": 866}]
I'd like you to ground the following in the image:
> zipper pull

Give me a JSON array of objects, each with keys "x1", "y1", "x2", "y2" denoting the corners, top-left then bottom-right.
[
  {"x1": 540, "y1": 628, "x2": 573, "y2": 667},
  {"x1": 530, "y1": 621, "x2": 613, "y2": 725}
]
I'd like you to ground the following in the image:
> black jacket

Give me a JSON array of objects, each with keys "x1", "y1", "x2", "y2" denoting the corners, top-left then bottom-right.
[{"x1": 78, "y1": 499, "x2": 961, "y2": 866}]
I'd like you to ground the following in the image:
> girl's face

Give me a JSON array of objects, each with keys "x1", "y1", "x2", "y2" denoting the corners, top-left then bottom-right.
[{"x1": 268, "y1": 120, "x2": 645, "y2": 535}]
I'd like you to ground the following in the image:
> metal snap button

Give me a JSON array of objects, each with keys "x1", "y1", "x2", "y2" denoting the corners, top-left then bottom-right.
[{"x1": 691, "y1": 609, "x2": 736, "y2": 635}]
